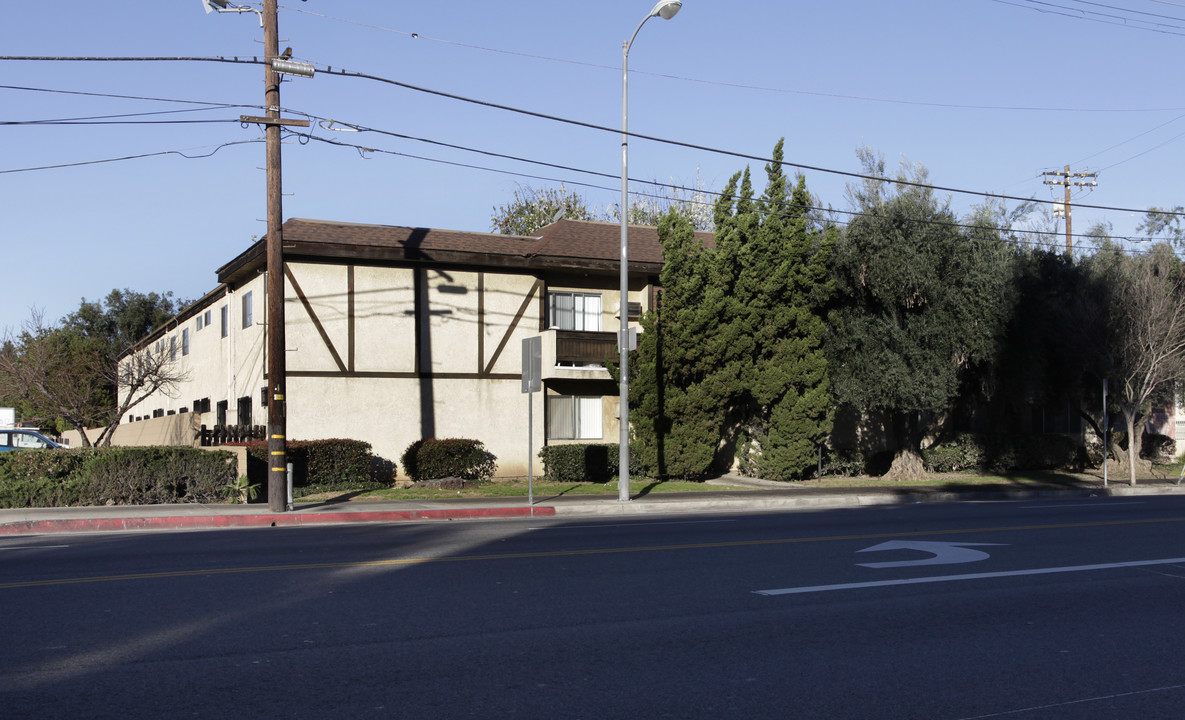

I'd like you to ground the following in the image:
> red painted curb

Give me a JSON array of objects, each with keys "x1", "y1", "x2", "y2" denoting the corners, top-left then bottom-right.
[{"x1": 0, "y1": 505, "x2": 556, "y2": 535}]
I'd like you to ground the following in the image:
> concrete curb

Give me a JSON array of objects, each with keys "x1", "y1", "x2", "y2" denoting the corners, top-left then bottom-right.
[{"x1": 0, "y1": 506, "x2": 555, "y2": 536}]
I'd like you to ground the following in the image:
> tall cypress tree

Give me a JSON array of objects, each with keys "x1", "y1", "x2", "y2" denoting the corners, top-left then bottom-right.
[
  {"x1": 630, "y1": 209, "x2": 729, "y2": 479},
  {"x1": 735, "y1": 141, "x2": 835, "y2": 480},
  {"x1": 631, "y1": 140, "x2": 834, "y2": 480}
]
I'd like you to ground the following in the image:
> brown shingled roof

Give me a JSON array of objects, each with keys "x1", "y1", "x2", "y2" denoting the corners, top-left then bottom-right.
[{"x1": 218, "y1": 217, "x2": 711, "y2": 285}]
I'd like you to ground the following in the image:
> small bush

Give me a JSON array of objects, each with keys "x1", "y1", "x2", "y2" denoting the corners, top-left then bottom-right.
[
  {"x1": 539, "y1": 444, "x2": 617, "y2": 483},
  {"x1": 818, "y1": 447, "x2": 867, "y2": 477},
  {"x1": 1142, "y1": 433, "x2": 1176, "y2": 462},
  {"x1": 923, "y1": 433, "x2": 1078, "y2": 473},
  {"x1": 238, "y1": 438, "x2": 377, "y2": 488},
  {"x1": 401, "y1": 439, "x2": 497, "y2": 483}
]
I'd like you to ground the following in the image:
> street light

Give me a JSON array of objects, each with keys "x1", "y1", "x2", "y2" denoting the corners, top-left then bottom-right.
[{"x1": 619, "y1": 0, "x2": 681, "y2": 504}]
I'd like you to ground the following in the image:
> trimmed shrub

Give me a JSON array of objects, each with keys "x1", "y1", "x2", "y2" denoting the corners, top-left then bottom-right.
[
  {"x1": 238, "y1": 438, "x2": 377, "y2": 489},
  {"x1": 539, "y1": 444, "x2": 617, "y2": 483},
  {"x1": 0, "y1": 448, "x2": 99, "y2": 508},
  {"x1": 401, "y1": 439, "x2": 497, "y2": 483},
  {"x1": 77, "y1": 447, "x2": 237, "y2": 505},
  {"x1": 0, "y1": 447, "x2": 236, "y2": 508}
]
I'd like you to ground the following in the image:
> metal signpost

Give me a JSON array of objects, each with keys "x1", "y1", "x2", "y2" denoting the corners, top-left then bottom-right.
[{"x1": 522, "y1": 337, "x2": 542, "y2": 511}]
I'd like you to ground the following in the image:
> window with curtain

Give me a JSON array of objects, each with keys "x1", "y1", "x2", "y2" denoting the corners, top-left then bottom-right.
[
  {"x1": 548, "y1": 291, "x2": 602, "y2": 331},
  {"x1": 546, "y1": 395, "x2": 603, "y2": 440}
]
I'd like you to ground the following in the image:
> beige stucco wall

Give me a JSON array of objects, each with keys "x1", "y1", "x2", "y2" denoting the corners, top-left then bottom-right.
[
  {"x1": 61, "y1": 411, "x2": 202, "y2": 449},
  {"x1": 119, "y1": 260, "x2": 648, "y2": 479},
  {"x1": 119, "y1": 276, "x2": 266, "y2": 426}
]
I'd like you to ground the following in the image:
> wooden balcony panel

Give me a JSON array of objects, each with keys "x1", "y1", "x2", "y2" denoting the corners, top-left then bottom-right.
[{"x1": 555, "y1": 330, "x2": 616, "y2": 364}]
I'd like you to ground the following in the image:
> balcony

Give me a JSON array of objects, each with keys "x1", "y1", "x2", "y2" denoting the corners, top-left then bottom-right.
[{"x1": 541, "y1": 329, "x2": 615, "y2": 380}]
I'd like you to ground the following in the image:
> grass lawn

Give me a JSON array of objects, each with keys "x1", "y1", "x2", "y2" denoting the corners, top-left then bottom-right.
[
  {"x1": 305, "y1": 479, "x2": 719, "y2": 502},
  {"x1": 294, "y1": 465, "x2": 1185, "y2": 503}
]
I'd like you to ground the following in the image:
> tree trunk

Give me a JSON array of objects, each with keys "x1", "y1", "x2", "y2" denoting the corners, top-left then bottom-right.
[
  {"x1": 886, "y1": 447, "x2": 926, "y2": 482},
  {"x1": 1121, "y1": 408, "x2": 1148, "y2": 487},
  {"x1": 1126, "y1": 413, "x2": 1138, "y2": 486},
  {"x1": 885, "y1": 411, "x2": 926, "y2": 482}
]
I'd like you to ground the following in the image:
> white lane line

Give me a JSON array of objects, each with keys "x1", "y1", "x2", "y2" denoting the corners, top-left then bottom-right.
[{"x1": 754, "y1": 556, "x2": 1185, "y2": 596}]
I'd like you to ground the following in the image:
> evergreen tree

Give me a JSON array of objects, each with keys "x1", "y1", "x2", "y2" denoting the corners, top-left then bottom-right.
[
  {"x1": 630, "y1": 140, "x2": 834, "y2": 481},
  {"x1": 829, "y1": 152, "x2": 1013, "y2": 480},
  {"x1": 630, "y1": 209, "x2": 730, "y2": 478}
]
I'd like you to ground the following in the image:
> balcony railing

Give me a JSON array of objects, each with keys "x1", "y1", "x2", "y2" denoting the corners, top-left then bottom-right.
[{"x1": 554, "y1": 330, "x2": 616, "y2": 365}]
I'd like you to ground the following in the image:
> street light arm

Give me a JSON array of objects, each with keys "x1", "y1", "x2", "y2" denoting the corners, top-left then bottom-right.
[
  {"x1": 625, "y1": 1, "x2": 682, "y2": 57},
  {"x1": 201, "y1": 0, "x2": 263, "y2": 26},
  {"x1": 619, "y1": 0, "x2": 680, "y2": 504}
]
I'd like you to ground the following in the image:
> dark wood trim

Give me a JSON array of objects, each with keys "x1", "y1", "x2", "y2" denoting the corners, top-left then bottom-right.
[
  {"x1": 484, "y1": 278, "x2": 542, "y2": 376},
  {"x1": 285, "y1": 265, "x2": 347, "y2": 373},
  {"x1": 347, "y1": 265, "x2": 356, "y2": 372},
  {"x1": 288, "y1": 371, "x2": 521, "y2": 380},
  {"x1": 477, "y1": 272, "x2": 485, "y2": 375}
]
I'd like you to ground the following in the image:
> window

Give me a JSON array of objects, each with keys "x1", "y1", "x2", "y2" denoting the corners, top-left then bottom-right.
[
  {"x1": 182, "y1": 328, "x2": 189, "y2": 356},
  {"x1": 242, "y1": 291, "x2": 253, "y2": 329},
  {"x1": 220, "y1": 305, "x2": 229, "y2": 338},
  {"x1": 168, "y1": 337, "x2": 176, "y2": 361},
  {"x1": 196, "y1": 314, "x2": 204, "y2": 331},
  {"x1": 237, "y1": 396, "x2": 252, "y2": 427},
  {"x1": 216, "y1": 400, "x2": 228, "y2": 427},
  {"x1": 548, "y1": 292, "x2": 602, "y2": 331},
  {"x1": 546, "y1": 395, "x2": 603, "y2": 440}
]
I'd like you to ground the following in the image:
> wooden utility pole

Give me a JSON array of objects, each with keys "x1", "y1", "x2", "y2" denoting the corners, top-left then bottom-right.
[
  {"x1": 263, "y1": 0, "x2": 287, "y2": 512},
  {"x1": 1042, "y1": 165, "x2": 1098, "y2": 254},
  {"x1": 205, "y1": 0, "x2": 310, "y2": 512}
]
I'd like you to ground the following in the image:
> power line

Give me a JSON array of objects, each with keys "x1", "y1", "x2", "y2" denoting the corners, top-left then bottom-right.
[
  {"x1": 279, "y1": 4, "x2": 1185, "y2": 114},
  {"x1": 0, "y1": 83, "x2": 261, "y2": 110},
  {"x1": 319, "y1": 65, "x2": 1182, "y2": 218},
  {"x1": 0, "y1": 139, "x2": 263, "y2": 174},
  {"x1": 989, "y1": 0, "x2": 1185, "y2": 34},
  {"x1": 3, "y1": 55, "x2": 1182, "y2": 218},
  {"x1": 291, "y1": 128, "x2": 1143, "y2": 252}
]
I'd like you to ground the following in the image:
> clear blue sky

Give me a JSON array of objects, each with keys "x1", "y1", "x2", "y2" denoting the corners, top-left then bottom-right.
[{"x1": 3, "y1": 0, "x2": 1184, "y2": 333}]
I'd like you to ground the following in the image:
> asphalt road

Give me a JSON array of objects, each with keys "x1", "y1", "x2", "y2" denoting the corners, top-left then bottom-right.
[{"x1": 4, "y1": 496, "x2": 1185, "y2": 719}]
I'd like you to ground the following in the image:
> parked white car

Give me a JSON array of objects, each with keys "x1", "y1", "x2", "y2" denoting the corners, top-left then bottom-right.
[{"x1": 0, "y1": 429, "x2": 63, "y2": 452}]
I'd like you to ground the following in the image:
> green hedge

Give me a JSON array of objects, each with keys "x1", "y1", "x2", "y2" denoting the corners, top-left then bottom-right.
[
  {"x1": 922, "y1": 433, "x2": 1078, "y2": 473},
  {"x1": 0, "y1": 447, "x2": 237, "y2": 508},
  {"x1": 538, "y1": 444, "x2": 634, "y2": 483},
  {"x1": 541, "y1": 443, "x2": 648, "y2": 483},
  {"x1": 238, "y1": 438, "x2": 376, "y2": 489},
  {"x1": 401, "y1": 439, "x2": 497, "y2": 483}
]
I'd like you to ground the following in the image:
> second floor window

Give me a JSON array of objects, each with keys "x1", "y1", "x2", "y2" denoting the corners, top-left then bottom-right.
[
  {"x1": 548, "y1": 291, "x2": 601, "y2": 331},
  {"x1": 242, "y1": 291, "x2": 253, "y2": 329}
]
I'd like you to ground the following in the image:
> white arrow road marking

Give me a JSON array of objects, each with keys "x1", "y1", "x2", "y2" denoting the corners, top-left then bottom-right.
[
  {"x1": 856, "y1": 540, "x2": 1008, "y2": 568},
  {"x1": 754, "y1": 556, "x2": 1185, "y2": 596}
]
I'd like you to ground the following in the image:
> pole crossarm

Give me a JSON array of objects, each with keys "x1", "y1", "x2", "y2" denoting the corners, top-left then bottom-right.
[{"x1": 240, "y1": 115, "x2": 311, "y2": 127}]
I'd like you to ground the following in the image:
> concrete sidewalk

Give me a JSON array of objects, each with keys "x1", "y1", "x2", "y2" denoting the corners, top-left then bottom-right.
[{"x1": 2, "y1": 475, "x2": 1183, "y2": 536}]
